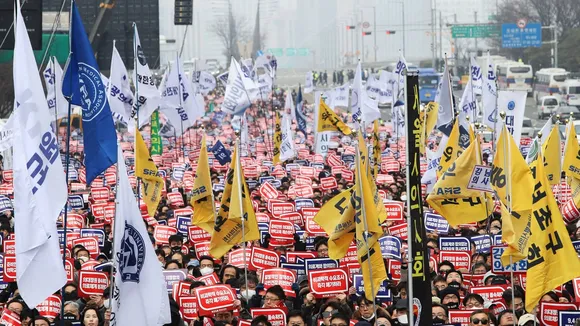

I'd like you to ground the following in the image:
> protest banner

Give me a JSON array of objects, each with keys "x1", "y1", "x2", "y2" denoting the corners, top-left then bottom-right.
[
  {"x1": 269, "y1": 220, "x2": 295, "y2": 240},
  {"x1": 163, "y1": 269, "x2": 187, "y2": 291},
  {"x1": 378, "y1": 236, "x2": 402, "y2": 260},
  {"x1": 304, "y1": 258, "x2": 339, "y2": 273},
  {"x1": 250, "y1": 308, "x2": 287, "y2": 326},
  {"x1": 308, "y1": 268, "x2": 349, "y2": 298},
  {"x1": 439, "y1": 251, "x2": 471, "y2": 270},
  {"x1": 540, "y1": 302, "x2": 578, "y2": 326},
  {"x1": 154, "y1": 225, "x2": 178, "y2": 244},
  {"x1": 188, "y1": 226, "x2": 211, "y2": 242},
  {"x1": 384, "y1": 201, "x2": 404, "y2": 222},
  {"x1": 78, "y1": 271, "x2": 109, "y2": 297},
  {"x1": 228, "y1": 248, "x2": 252, "y2": 268},
  {"x1": 36, "y1": 295, "x2": 62, "y2": 319},
  {"x1": 250, "y1": 247, "x2": 280, "y2": 270},
  {"x1": 262, "y1": 268, "x2": 297, "y2": 297},
  {"x1": 194, "y1": 285, "x2": 237, "y2": 317}
]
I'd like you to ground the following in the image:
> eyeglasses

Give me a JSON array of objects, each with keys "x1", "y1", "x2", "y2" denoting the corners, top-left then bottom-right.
[
  {"x1": 471, "y1": 318, "x2": 489, "y2": 325},
  {"x1": 265, "y1": 296, "x2": 280, "y2": 303},
  {"x1": 322, "y1": 310, "x2": 338, "y2": 318},
  {"x1": 465, "y1": 302, "x2": 483, "y2": 308}
]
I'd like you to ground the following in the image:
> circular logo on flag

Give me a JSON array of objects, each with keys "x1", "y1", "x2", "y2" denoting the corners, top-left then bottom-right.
[
  {"x1": 78, "y1": 62, "x2": 107, "y2": 122},
  {"x1": 117, "y1": 222, "x2": 146, "y2": 283},
  {"x1": 508, "y1": 100, "x2": 515, "y2": 110},
  {"x1": 137, "y1": 45, "x2": 147, "y2": 66}
]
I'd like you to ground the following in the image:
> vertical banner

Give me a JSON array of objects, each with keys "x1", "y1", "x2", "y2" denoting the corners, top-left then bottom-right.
[
  {"x1": 405, "y1": 71, "x2": 432, "y2": 326},
  {"x1": 150, "y1": 110, "x2": 162, "y2": 155}
]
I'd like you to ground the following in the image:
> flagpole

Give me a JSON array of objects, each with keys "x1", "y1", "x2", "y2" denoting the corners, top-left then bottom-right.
[
  {"x1": 51, "y1": 57, "x2": 59, "y2": 138},
  {"x1": 235, "y1": 132, "x2": 250, "y2": 297},
  {"x1": 109, "y1": 141, "x2": 121, "y2": 319},
  {"x1": 354, "y1": 123, "x2": 377, "y2": 313},
  {"x1": 469, "y1": 61, "x2": 477, "y2": 124},
  {"x1": 133, "y1": 25, "x2": 143, "y2": 203},
  {"x1": 175, "y1": 53, "x2": 187, "y2": 162},
  {"x1": 499, "y1": 112, "x2": 517, "y2": 326}
]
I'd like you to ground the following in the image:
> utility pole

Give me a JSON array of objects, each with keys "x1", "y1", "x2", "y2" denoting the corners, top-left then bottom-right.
[
  {"x1": 431, "y1": 0, "x2": 436, "y2": 68},
  {"x1": 474, "y1": 11, "x2": 478, "y2": 54},
  {"x1": 439, "y1": 11, "x2": 443, "y2": 68},
  {"x1": 373, "y1": 6, "x2": 377, "y2": 62}
]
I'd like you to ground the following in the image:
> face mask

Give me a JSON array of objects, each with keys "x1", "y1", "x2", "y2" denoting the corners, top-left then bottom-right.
[
  {"x1": 63, "y1": 313, "x2": 78, "y2": 321},
  {"x1": 241, "y1": 289, "x2": 256, "y2": 300},
  {"x1": 63, "y1": 291, "x2": 78, "y2": 302},
  {"x1": 103, "y1": 298, "x2": 111, "y2": 309},
  {"x1": 171, "y1": 246, "x2": 182, "y2": 253},
  {"x1": 200, "y1": 267, "x2": 213, "y2": 276},
  {"x1": 446, "y1": 302, "x2": 459, "y2": 309},
  {"x1": 397, "y1": 314, "x2": 408, "y2": 325},
  {"x1": 448, "y1": 281, "x2": 461, "y2": 290},
  {"x1": 78, "y1": 256, "x2": 89, "y2": 263},
  {"x1": 432, "y1": 317, "x2": 445, "y2": 325},
  {"x1": 400, "y1": 195, "x2": 407, "y2": 201}
]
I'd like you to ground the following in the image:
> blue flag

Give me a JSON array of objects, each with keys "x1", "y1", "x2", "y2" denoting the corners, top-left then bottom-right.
[
  {"x1": 211, "y1": 141, "x2": 232, "y2": 165},
  {"x1": 295, "y1": 86, "x2": 307, "y2": 137},
  {"x1": 62, "y1": 1, "x2": 117, "y2": 184}
]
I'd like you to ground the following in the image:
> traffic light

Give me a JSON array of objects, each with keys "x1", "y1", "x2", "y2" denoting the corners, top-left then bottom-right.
[
  {"x1": 346, "y1": 25, "x2": 356, "y2": 30},
  {"x1": 362, "y1": 32, "x2": 372, "y2": 36},
  {"x1": 174, "y1": 0, "x2": 193, "y2": 25},
  {"x1": 385, "y1": 30, "x2": 396, "y2": 35}
]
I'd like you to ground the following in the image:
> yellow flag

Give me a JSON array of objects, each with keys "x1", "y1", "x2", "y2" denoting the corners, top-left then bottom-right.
[
  {"x1": 541, "y1": 124, "x2": 562, "y2": 185},
  {"x1": 437, "y1": 119, "x2": 463, "y2": 178},
  {"x1": 314, "y1": 188, "x2": 356, "y2": 259},
  {"x1": 273, "y1": 112, "x2": 282, "y2": 165},
  {"x1": 563, "y1": 121, "x2": 580, "y2": 180},
  {"x1": 209, "y1": 145, "x2": 259, "y2": 258},
  {"x1": 135, "y1": 127, "x2": 164, "y2": 217},
  {"x1": 524, "y1": 152, "x2": 580, "y2": 312},
  {"x1": 372, "y1": 120, "x2": 381, "y2": 177},
  {"x1": 318, "y1": 99, "x2": 352, "y2": 135},
  {"x1": 427, "y1": 136, "x2": 493, "y2": 226},
  {"x1": 190, "y1": 135, "x2": 215, "y2": 233},
  {"x1": 491, "y1": 124, "x2": 534, "y2": 213},
  {"x1": 354, "y1": 146, "x2": 387, "y2": 301},
  {"x1": 499, "y1": 203, "x2": 530, "y2": 266},
  {"x1": 423, "y1": 102, "x2": 439, "y2": 150}
]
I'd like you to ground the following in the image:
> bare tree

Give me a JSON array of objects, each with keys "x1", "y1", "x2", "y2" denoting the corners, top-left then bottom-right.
[
  {"x1": 0, "y1": 63, "x2": 15, "y2": 118},
  {"x1": 211, "y1": 1, "x2": 250, "y2": 64}
]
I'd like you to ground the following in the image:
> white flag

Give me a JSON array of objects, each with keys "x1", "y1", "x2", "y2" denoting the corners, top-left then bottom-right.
[
  {"x1": 378, "y1": 70, "x2": 395, "y2": 104},
  {"x1": 526, "y1": 119, "x2": 552, "y2": 163},
  {"x1": 255, "y1": 53, "x2": 277, "y2": 78},
  {"x1": 332, "y1": 84, "x2": 350, "y2": 108},
  {"x1": 470, "y1": 57, "x2": 483, "y2": 95},
  {"x1": 496, "y1": 90, "x2": 527, "y2": 145},
  {"x1": 0, "y1": 114, "x2": 14, "y2": 151},
  {"x1": 256, "y1": 73, "x2": 273, "y2": 101},
  {"x1": 304, "y1": 71, "x2": 314, "y2": 93},
  {"x1": 111, "y1": 146, "x2": 171, "y2": 326},
  {"x1": 42, "y1": 57, "x2": 68, "y2": 121},
  {"x1": 394, "y1": 53, "x2": 408, "y2": 99},
  {"x1": 458, "y1": 78, "x2": 476, "y2": 118},
  {"x1": 284, "y1": 89, "x2": 295, "y2": 119},
  {"x1": 161, "y1": 56, "x2": 204, "y2": 134},
  {"x1": 482, "y1": 53, "x2": 498, "y2": 130},
  {"x1": 391, "y1": 103, "x2": 405, "y2": 138},
  {"x1": 222, "y1": 57, "x2": 252, "y2": 115},
  {"x1": 13, "y1": 2, "x2": 67, "y2": 308},
  {"x1": 279, "y1": 114, "x2": 296, "y2": 162},
  {"x1": 437, "y1": 62, "x2": 454, "y2": 128},
  {"x1": 351, "y1": 62, "x2": 363, "y2": 121},
  {"x1": 108, "y1": 43, "x2": 135, "y2": 129},
  {"x1": 133, "y1": 25, "x2": 162, "y2": 127},
  {"x1": 193, "y1": 70, "x2": 217, "y2": 95}
]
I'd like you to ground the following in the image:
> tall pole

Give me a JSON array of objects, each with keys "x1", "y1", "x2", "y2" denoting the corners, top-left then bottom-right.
[
  {"x1": 431, "y1": 0, "x2": 436, "y2": 68},
  {"x1": 402, "y1": 1, "x2": 406, "y2": 56},
  {"x1": 439, "y1": 11, "x2": 443, "y2": 64},
  {"x1": 554, "y1": 26, "x2": 558, "y2": 68},
  {"x1": 373, "y1": 6, "x2": 377, "y2": 62},
  {"x1": 474, "y1": 11, "x2": 478, "y2": 54}
]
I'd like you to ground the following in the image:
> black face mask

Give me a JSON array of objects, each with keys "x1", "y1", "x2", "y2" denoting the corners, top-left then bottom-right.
[
  {"x1": 448, "y1": 281, "x2": 461, "y2": 290},
  {"x1": 171, "y1": 246, "x2": 182, "y2": 253},
  {"x1": 63, "y1": 313, "x2": 78, "y2": 321},
  {"x1": 432, "y1": 317, "x2": 446, "y2": 325},
  {"x1": 446, "y1": 302, "x2": 459, "y2": 309},
  {"x1": 63, "y1": 290, "x2": 78, "y2": 302}
]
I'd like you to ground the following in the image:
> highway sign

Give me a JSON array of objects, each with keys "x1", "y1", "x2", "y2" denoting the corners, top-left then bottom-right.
[
  {"x1": 501, "y1": 22, "x2": 542, "y2": 48},
  {"x1": 267, "y1": 48, "x2": 284, "y2": 56},
  {"x1": 297, "y1": 48, "x2": 309, "y2": 56},
  {"x1": 451, "y1": 25, "x2": 501, "y2": 38},
  {"x1": 286, "y1": 48, "x2": 297, "y2": 56}
]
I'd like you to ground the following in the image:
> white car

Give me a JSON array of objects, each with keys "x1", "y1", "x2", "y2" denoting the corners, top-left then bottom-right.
[{"x1": 537, "y1": 96, "x2": 560, "y2": 119}]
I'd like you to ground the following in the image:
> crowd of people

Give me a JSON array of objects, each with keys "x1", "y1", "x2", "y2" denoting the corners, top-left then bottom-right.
[{"x1": 1, "y1": 79, "x2": 580, "y2": 326}]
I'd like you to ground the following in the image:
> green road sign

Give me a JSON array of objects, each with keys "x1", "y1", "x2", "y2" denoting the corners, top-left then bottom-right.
[
  {"x1": 267, "y1": 48, "x2": 283, "y2": 56},
  {"x1": 451, "y1": 25, "x2": 501, "y2": 38},
  {"x1": 297, "y1": 48, "x2": 309, "y2": 56},
  {"x1": 286, "y1": 48, "x2": 297, "y2": 56}
]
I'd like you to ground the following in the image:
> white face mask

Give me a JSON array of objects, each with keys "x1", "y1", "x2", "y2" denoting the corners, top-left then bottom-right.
[
  {"x1": 103, "y1": 298, "x2": 111, "y2": 309},
  {"x1": 78, "y1": 256, "x2": 89, "y2": 263},
  {"x1": 400, "y1": 195, "x2": 407, "y2": 202},
  {"x1": 200, "y1": 267, "x2": 213, "y2": 276},
  {"x1": 397, "y1": 314, "x2": 408, "y2": 324},
  {"x1": 241, "y1": 289, "x2": 256, "y2": 300}
]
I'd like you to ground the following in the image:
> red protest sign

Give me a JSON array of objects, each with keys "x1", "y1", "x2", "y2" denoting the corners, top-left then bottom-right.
[
  {"x1": 331, "y1": 166, "x2": 346, "y2": 175},
  {"x1": 293, "y1": 185, "x2": 314, "y2": 198},
  {"x1": 167, "y1": 192, "x2": 185, "y2": 207},
  {"x1": 194, "y1": 285, "x2": 236, "y2": 317},
  {"x1": 91, "y1": 202, "x2": 107, "y2": 220},
  {"x1": 195, "y1": 273, "x2": 220, "y2": 286},
  {"x1": 78, "y1": 271, "x2": 109, "y2": 297},
  {"x1": 384, "y1": 201, "x2": 404, "y2": 222},
  {"x1": 308, "y1": 268, "x2": 348, "y2": 298},
  {"x1": 439, "y1": 251, "x2": 471, "y2": 271},
  {"x1": 173, "y1": 281, "x2": 194, "y2": 303},
  {"x1": 3, "y1": 255, "x2": 16, "y2": 282},
  {"x1": 295, "y1": 176, "x2": 312, "y2": 186},
  {"x1": 286, "y1": 252, "x2": 316, "y2": 264},
  {"x1": 376, "y1": 174, "x2": 395, "y2": 185},
  {"x1": 228, "y1": 248, "x2": 251, "y2": 268},
  {"x1": 448, "y1": 310, "x2": 472, "y2": 326},
  {"x1": 381, "y1": 160, "x2": 400, "y2": 173},
  {"x1": 278, "y1": 212, "x2": 303, "y2": 226},
  {"x1": 271, "y1": 202, "x2": 295, "y2": 218},
  {"x1": 260, "y1": 182, "x2": 279, "y2": 200},
  {"x1": 66, "y1": 214, "x2": 85, "y2": 229},
  {"x1": 188, "y1": 226, "x2": 211, "y2": 242},
  {"x1": 90, "y1": 187, "x2": 109, "y2": 202},
  {"x1": 338, "y1": 245, "x2": 358, "y2": 266},
  {"x1": 194, "y1": 241, "x2": 211, "y2": 259},
  {"x1": 342, "y1": 170, "x2": 354, "y2": 182},
  {"x1": 104, "y1": 172, "x2": 116, "y2": 185},
  {"x1": 470, "y1": 285, "x2": 508, "y2": 302},
  {"x1": 250, "y1": 247, "x2": 280, "y2": 270},
  {"x1": 388, "y1": 224, "x2": 407, "y2": 240},
  {"x1": 2, "y1": 170, "x2": 13, "y2": 183},
  {"x1": 300, "y1": 166, "x2": 316, "y2": 178},
  {"x1": 154, "y1": 226, "x2": 178, "y2": 244},
  {"x1": 72, "y1": 237, "x2": 100, "y2": 258},
  {"x1": 262, "y1": 268, "x2": 297, "y2": 298},
  {"x1": 3, "y1": 240, "x2": 15, "y2": 255},
  {"x1": 179, "y1": 296, "x2": 198, "y2": 321},
  {"x1": 269, "y1": 220, "x2": 295, "y2": 240},
  {"x1": 65, "y1": 258, "x2": 74, "y2": 282},
  {"x1": 256, "y1": 213, "x2": 271, "y2": 223},
  {"x1": 319, "y1": 177, "x2": 338, "y2": 190},
  {"x1": 388, "y1": 260, "x2": 401, "y2": 282},
  {"x1": 250, "y1": 308, "x2": 287, "y2": 326},
  {"x1": 36, "y1": 295, "x2": 62, "y2": 320},
  {"x1": 573, "y1": 278, "x2": 580, "y2": 302},
  {"x1": 540, "y1": 302, "x2": 578, "y2": 326},
  {"x1": 0, "y1": 309, "x2": 20, "y2": 326},
  {"x1": 303, "y1": 208, "x2": 325, "y2": 235}
]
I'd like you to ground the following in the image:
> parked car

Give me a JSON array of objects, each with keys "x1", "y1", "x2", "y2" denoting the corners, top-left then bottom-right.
[
  {"x1": 521, "y1": 117, "x2": 536, "y2": 138},
  {"x1": 537, "y1": 95, "x2": 560, "y2": 119},
  {"x1": 554, "y1": 105, "x2": 580, "y2": 122},
  {"x1": 452, "y1": 76, "x2": 462, "y2": 90}
]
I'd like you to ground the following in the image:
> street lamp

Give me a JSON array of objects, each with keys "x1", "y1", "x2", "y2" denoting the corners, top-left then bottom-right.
[{"x1": 390, "y1": 0, "x2": 406, "y2": 56}]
